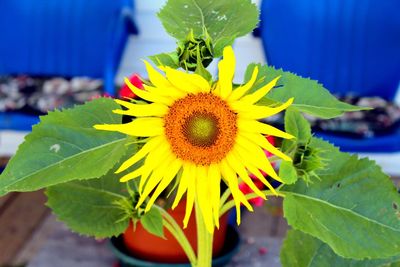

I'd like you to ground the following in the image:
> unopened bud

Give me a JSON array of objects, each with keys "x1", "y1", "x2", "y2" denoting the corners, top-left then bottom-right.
[{"x1": 177, "y1": 30, "x2": 213, "y2": 71}]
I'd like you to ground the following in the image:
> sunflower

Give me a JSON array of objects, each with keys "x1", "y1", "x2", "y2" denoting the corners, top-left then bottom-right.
[{"x1": 94, "y1": 46, "x2": 294, "y2": 233}]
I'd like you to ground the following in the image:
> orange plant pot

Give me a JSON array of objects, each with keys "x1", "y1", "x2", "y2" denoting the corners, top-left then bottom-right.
[{"x1": 123, "y1": 201, "x2": 228, "y2": 263}]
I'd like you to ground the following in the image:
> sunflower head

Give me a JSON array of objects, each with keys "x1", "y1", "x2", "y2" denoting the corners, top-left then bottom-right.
[{"x1": 94, "y1": 46, "x2": 294, "y2": 233}]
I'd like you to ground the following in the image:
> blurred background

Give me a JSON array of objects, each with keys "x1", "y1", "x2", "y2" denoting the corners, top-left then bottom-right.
[{"x1": 0, "y1": 0, "x2": 399, "y2": 266}]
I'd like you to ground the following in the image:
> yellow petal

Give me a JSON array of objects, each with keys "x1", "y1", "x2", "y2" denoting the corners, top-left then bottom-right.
[
  {"x1": 172, "y1": 162, "x2": 191, "y2": 209},
  {"x1": 113, "y1": 100, "x2": 168, "y2": 118},
  {"x1": 138, "y1": 140, "x2": 172, "y2": 192},
  {"x1": 240, "y1": 76, "x2": 280, "y2": 104},
  {"x1": 217, "y1": 46, "x2": 235, "y2": 99},
  {"x1": 234, "y1": 138, "x2": 282, "y2": 182},
  {"x1": 227, "y1": 66, "x2": 259, "y2": 102},
  {"x1": 144, "y1": 84, "x2": 186, "y2": 99},
  {"x1": 219, "y1": 159, "x2": 253, "y2": 225},
  {"x1": 226, "y1": 152, "x2": 266, "y2": 199},
  {"x1": 143, "y1": 60, "x2": 171, "y2": 88},
  {"x1": 246, "y1": 164, "x2": 278, "y2": 195},
  {"x1": 124, "y1": 77, "x2": 173, "y2": 106},
  {"x1": 165, "y1": 67, "x2": 210, "y2": 94},
  {"x1": 196, "y1": 166, "x2": 214, "y2": 233},
  {"x1": 208, "y1": 164, "x2": 221, "y2": 228},
  {"x1": 183, "y1": 164, "x2": 196, "y2": 228},
  {"x1": 145, "y1": 158, "x2": 182, "y2": 212},
  {"x1": 119, "y1": 166, "x2": 144, "y2": 182},
  {"x1": 237, "y1": 119, "x2": 294, "y2": 139},
  {"x1": 94, "y1": 117, "x2": 164, "y2": 137},
  {"x1": 241, "y1": 132, "x2": 292, "y2": 162},
  {"x1": 234, "y1": 97, "x2": 294, "y2": 120},
  {"x1": 116, "y1": 137, "x2": 163, "y2": 174},
  {"x1": 136, "y1": 153, "x2": 175, "y2": 207}
]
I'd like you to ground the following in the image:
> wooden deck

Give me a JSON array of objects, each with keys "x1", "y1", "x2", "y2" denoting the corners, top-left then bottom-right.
[{"x1": 0, "y1": 192, "x2": 288, "y2": 267}]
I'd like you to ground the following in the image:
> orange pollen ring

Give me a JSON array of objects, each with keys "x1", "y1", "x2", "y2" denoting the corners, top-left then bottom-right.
[{"x1": 164, "y1": 93, "x2": 237, "y2": 165}]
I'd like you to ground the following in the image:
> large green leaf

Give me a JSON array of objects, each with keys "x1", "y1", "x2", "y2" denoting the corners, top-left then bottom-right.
[
  {"x1": 0, "y1": 98, "x2": 128, "y2": 195},
  {"x1": 281, "y1": 230, "x2": 400, "y2": 267},
  {"x1": 158, "y1": 0, "x2": 258, "y2": 49},
  {"x1": 46, "y1": 170, "x2": 132, "y2": 238},
  {"x1": 244, "y1": 64, "x2": 366, "y2": 119},
  {"x1": 281, "y1": 138, "x2": 400, "y2": 259}
]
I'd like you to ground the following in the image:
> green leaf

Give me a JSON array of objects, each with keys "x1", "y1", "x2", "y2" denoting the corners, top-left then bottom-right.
[
  {"x1": 0, "y1": 98, "x2": 128, "y2": 196},
  {"x1": 244, "y1": 64, "x2": 367, "y2": 119},
  {"x1": 213, "y1": 35, "x2": 236, "y2": 57},
  {"x1": 158, "y1": 0, "x2": 258, "y2": 45},
  {"x1": 281, "y1": 138, "x2": 400, "y2": 259},
  {"x1": 149, "y1": 52, "x2": 180, "y2": 69},
  {"x1": 284, "y1": 108, "x2": 312, "y2": 143},
  {"x1": 140, "y1": 207, "x2": 165, "y2": 238},
  {"x1": 281, "y1": 230, "x2": 400, "y2": 267},
  {"x1": 46, "y1": 170, "x2": 131, "y2": 238},
  {"x1": 279, "y1": 161, "x2": 298, "y2": 185}
]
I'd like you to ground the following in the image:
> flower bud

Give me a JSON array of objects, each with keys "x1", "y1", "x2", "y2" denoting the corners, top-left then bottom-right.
[
  {"x1": 293, "y1": 141, "x2": 327, "y2": 182},
  {"x1": 177, "y1": 30, "x2": 213, "y2": 71}
]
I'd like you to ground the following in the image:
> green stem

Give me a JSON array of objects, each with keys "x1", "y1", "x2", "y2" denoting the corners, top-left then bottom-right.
[
  {"x1": 219, "y1": 188, "x2": 231, "y2": 208},
  {"x1": 195, "y1": 198, "x2": 213, "y2": 267},
  {"x1": 268, "y1": 155, "x2": 281, "y2": 162},
  {"x1": 155, "y1": 206, "x2": 197, "y2": 266},
  {"x1": 219, "y1": 190, "x2": 285, "y2": 216}
]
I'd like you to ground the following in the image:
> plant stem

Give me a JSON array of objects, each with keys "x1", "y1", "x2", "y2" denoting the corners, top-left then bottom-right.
[
  {"x1": 155, "y1": 206, "x2": 197, "y2": 266},
  {"x1": 219, "y1": 187, "x2": 231, "y2": 208},
  {"x1": 195, "y1": 198, "x2": 213, "y2": 267},
  {"x1": 219, "y1": 190, "x2": 285, "y2": 216}
]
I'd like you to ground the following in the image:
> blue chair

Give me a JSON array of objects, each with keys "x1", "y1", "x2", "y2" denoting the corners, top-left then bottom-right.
[
  {"x1": 0, "y1": 0, "x2": 138, "y2": 131},
  {"x1": 259, "y1": 0, "x2": 400, "y2": 152}
]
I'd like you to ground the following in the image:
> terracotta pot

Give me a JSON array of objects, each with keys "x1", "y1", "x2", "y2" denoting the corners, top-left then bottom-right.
[{"x1": 123, "y1": 200, "x2": 229, "y2": 263}]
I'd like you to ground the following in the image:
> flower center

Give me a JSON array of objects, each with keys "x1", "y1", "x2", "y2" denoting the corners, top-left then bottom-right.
[
  {"x1": 183, "y1": 112, "x2": 219, "y2": 147},
  {"x1": 164, "y1": 93, "x2": 237, "y2": 165}
]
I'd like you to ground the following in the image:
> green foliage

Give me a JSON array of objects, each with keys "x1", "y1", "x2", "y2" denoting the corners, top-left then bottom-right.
[
  {"x1": 158, "y1": 0, "x2": 258, "y2": 56},
  {"x1": 279, "y1": 161, "x2": 298, "y2": 185},
  {"x1": 281, "y1": 230, "x2": 400, "y2": 267},
  {"x1": 244, "y1": 64, "x2": 366, "y2": 119},
  {"x1": 284, "y1": 108, "x2": 312, "y2": 143},
  {"x1": 149, "y1": 52, "x2": 180, "y2": 69},
  {"x1": 46, "y1": 170, "x2": 132, "y2": 238},
  {"x1": 281, "y1": 138, "x2": 400, "y2": 259},
  {"x1": 140, "y1": 207, "x2": 165, "y2": 238},
  {"x1": 280, "y1": 108, "x2": 325, "y2": 183},
  {"x1": 0, "y1": 98, "x2": 128, "y2": 196}
]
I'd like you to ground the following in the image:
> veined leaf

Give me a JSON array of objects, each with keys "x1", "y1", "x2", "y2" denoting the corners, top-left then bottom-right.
[
  {"x1": 284, "y1": 108, "x2": 312, "y2": 144},
  {"x1": 158, "y1": 0, "x2": 258, "y2": 45},
  {"x1": 0, "y1": 98, "x2": 128, "y2": 195},
  {"x1": 140, "y1": 207, "x2": 164, "y2": 238},
  {"x1": 46, "y1": 170, "x2": 132, "y2": 238},
  {"x1": 281, "y1": 138, "x2": 400, "y2": 259},
  {"x1": 149, "y1": 52, "x2": 180, "y2": 69},
  {"x1": 244, "y1": 64, "x2": 366, "y2": 119},
  {"x1": 281, "y1": 230, "x2": 400, "y2": 267}
]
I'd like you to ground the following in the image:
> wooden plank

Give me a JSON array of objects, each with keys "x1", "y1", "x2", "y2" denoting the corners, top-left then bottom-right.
[
  {"x1": 239, "y1": 205, "x2": 275, "y2": 237},
  {"x1": 13, "y1": 214, "x2": 59, "y2": 266},
  {"x1": 0, "y1": 190, "x2": 49, "y2": 266},
  {"x1": 27, "y1": 220, "x2": 283, "y2": 267},
  {"x1": 0, "y1": 193, "x2": 17, "y2": 213}
]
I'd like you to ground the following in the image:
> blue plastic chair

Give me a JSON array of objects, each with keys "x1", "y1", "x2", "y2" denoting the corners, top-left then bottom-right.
[
  {"x1": 259, "y1": 0, "x2": 400, "y2": 152},
  {"x1": 0, "y1": 0, "x2": 138, "y2": 131}
]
